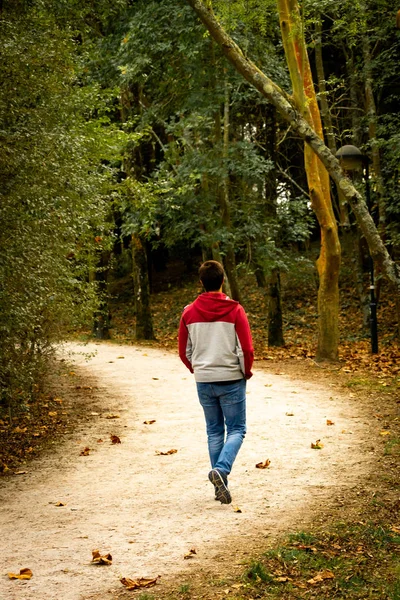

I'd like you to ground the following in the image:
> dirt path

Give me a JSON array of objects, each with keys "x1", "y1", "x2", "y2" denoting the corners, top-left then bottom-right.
[{"x1": 1, "y1": 342, "x2": 374, "y2": 600}]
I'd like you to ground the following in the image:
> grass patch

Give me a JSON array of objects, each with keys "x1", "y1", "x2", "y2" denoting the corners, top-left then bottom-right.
[
  {"x1": 231, "y1": 522, "x2": 400, "y2": 599},
  {"x1": 384, "y1": 437, "x2": 400, "y2": 457}
]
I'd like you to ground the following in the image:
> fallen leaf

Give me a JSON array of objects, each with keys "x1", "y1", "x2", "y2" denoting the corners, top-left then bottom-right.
[
  {"x1": 311, "y1": 440, "x2": 324, "y2": 449},
  {"x1": 48, "y1": 411, "x2": 57, "y2": 417},
  {"x1": 143, "y1": 419, "x2": 156, "y2": 425},
  {"x1": 152, "y1": 377, "x2": 159, "y2": 380},
  {"x1": 91, "y1": 550, "x2": 112, "y2": 565},
  {"x1": 233, "y1": 506, "x2": 242, "y2": 513},
  {"x1": 285, "y1": 412, "x2": 294, "y2": 416},
  {"x1": 110, "y1": 435, "x2": 121, "y2": 444},
  {"x1": 155, "y1": 449, "x2": 177, "y2": 455},
  {"x1": 391, "y1": 526, "x2": 400, "y2": 534},
  {"x1": 13, "y1": 426, "x2": 27, "y2": 433},
  {"x1": 54, "y1": 398, "x2": 63, "y2": 404},
  {"x1": 307, "y1": 570, "x2": 335, "y2": 585},
  {"x1": 326, "y1": 420, "x2": 335, "y2": 426},
  {"x1": 184, "y1": 548, "x2": 197, "y2": 559},
  {"x1": 69, "y1": 372, "x2": 76, "y2": 376},
  {"x1": 256, "y1": 459, "x2": 271, "y2": 469},
  {"x1": 117, "y1": 356, "x2": 125, "y2": 359},
  {"x1": 97, "y1": 439, "x2": 103, "y2": 443},
  {"x1": 14, "y1": 470, "x2": 28, "y2": 475},
  {"x1": 80, "y1": 447, "x2": 90, "y2": 456},
  {"x1": 120, "y1": 576, "x2": 158, "y2": 590},
  {"x1": 274, "y1": 576, "x2": 292, "y2": 583},
  {"x1": 105, "y1": 414, "x2": 120, "y2": 419},
  {"x1": 55, "y1": 501, "x2": 66, "y2": 507},
  {"x1": 380, "y1": 431, "x2": 391, "y2": 436},
  {"x1": 8, "y1": 568, "x2": 33, "y2": 580}
]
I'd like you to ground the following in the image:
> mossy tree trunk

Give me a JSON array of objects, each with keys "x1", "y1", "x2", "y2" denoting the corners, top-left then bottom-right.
[{"x1": 278, "y1": 0, "x2": 340, "y2": 360}]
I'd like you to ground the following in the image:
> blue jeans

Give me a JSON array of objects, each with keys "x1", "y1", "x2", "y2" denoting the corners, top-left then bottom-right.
[{"x1": 196, "y1": 379, "x2": 246, "y2": 479}]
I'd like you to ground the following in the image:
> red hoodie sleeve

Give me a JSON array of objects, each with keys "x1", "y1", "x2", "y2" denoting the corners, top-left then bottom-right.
[
  {"x1": 235, "y1": 306, "x2": 254, "y2": 379},
  {"x1": 178, "y1": 314, "x2": 194, "y2": 373}
]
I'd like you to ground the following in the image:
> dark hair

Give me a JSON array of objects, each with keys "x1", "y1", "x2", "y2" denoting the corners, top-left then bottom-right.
[{"x1": 199, "y1": 260, "x2": 224, "y2": 292}]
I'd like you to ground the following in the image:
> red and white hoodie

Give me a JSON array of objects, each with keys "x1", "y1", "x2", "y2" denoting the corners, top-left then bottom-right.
[{"x1": 178, "y1": 292, "x2": 254, "y2": 382}]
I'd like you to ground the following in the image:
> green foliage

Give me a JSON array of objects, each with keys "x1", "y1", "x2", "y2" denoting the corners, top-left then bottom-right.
[{"x1": 0, "y1": 5, "x2": 114, "y2": 407}]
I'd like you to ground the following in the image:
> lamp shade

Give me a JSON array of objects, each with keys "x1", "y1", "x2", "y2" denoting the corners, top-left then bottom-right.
[{"x1": 335, "y1": 145, "x2": 365, "y2": 171}]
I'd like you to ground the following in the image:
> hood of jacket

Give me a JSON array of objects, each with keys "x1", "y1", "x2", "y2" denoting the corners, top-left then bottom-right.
[{"x1": 191, "y1": 292, "x2": 239, "y2": 322}]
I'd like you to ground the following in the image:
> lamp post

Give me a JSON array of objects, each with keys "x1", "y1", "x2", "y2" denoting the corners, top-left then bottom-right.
[{"x1": 336, "y1": 144, "x2": 379, "y2": 354}]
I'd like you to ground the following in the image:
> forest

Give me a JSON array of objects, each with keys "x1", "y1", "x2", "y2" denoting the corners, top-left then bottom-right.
[
  {"x1": 1, "y1": 2, "x2": 400, "y2": 599},
  {"x1": 1, "y1": 0, "x2": 400, "y2": 414}
]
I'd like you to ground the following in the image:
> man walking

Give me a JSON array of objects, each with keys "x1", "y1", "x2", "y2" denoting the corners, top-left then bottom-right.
[{"x1": 178, "y1": 261, "x2": 254, "y2": 504}]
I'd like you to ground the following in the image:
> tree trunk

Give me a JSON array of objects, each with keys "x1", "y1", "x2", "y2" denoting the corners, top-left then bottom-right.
[
  {"x1": 215, "y1": 75, "x2": 242, "y2": 302},
  {"x1": 278, "y1": 0, "x2": 340, "y2": 360},
  {"x1": 93, "y1": 250, "x2": 111, "y2": 340},
  {"x1": 185, "y1": 0, "x2": 400, "y2": 299},
  {"x1": 362, "y1": 33, "x2": 385, "y2": 231},
  {"x1": 268, "y1": 268, "x2": 284, "y2": 347},
  {"x1": 263, "y1": 102, "x2": 285, "y2": 347},
  {"x1": 132, "y1": 234, "x2": 155, "y2": 340},
  {"x1": 315, "y1": 20, "x2": 349, "y2": 227}
]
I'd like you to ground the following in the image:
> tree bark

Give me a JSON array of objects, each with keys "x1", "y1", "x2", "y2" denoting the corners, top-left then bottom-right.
[
  {"x1": 132, "y1": 234, "x2": 155, "y2": 340},
  {"x1": 315, "y1": 20, "x2": 348, "y2": 227},
  {"x1": 278, "y1": 0, "x2": 340, "y2": 360},
  {"x1": 215, "y1": 75, "x2": 242, "y2": 302},
  {"x1": 93, "y1": 250, "x2": 111, "y2": 340},
  {"x1": 268, "y1": 268, "x2": 285, "y2": 347},
  {"x1": 185, "y1": 0, "x2": 400, "y2": 298}
]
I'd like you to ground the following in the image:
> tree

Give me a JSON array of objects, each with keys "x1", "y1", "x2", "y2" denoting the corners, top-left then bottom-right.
[
  {"x1": 0, "y1": 2, "x2": 112, "y2": 406},
  {"x1": 278, "y1": 0, "x2": 340, "y2": 360},
  {"x1": 185, "y1": 1, "x2": 400, "y2": 322}
]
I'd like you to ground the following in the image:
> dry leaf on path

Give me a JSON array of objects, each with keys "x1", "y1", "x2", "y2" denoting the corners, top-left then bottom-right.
[
  {"x1": 184, "y1": 548, "x2": 197, "y2": 559},
  {"x1": 13, "y1": 426, "x2": 27, "y2": 433},
  {"x1": 143, "y1": 420, "x2": 156, "y2": 425},
  {"x1": 110, "y1": 435, "x2": 121, "y2": 444},
  {"x1": 80, "y1": 447, "x2": 90, "y2": 456},
  {"x1": 256, "y1": 459, "x2": 271, "y2": 469},
  {"x1": 8, "y1": 568, "x2": 33, "y2": 580},
  {"x1": 120, "y1": 576, "x2": 158, "y2": 590},
  {"x1": 311, "y1": 439, "x2": 324, "y2": 449},
  {"x1": 274, "y1": 576, "x2": 292, "y2": 583},
  {"x1": 233, "y1": 506, "x2": 242, "y2": 513},
  {"x1": 14, "y1": 470, "x2": 28, "y2": 475},
  {"x1": 91, "y1": 550, "x2": 112, "y2": 565},
  {"x1": 285, "y1": 412, "x2": 294, "y2": 416},
  {"x1": 307, "y1": 569, "x2": 335, "y2": 585},
  {"x1": 117, "y1": 356, "x2": 125, "y2": 359},
  {"x1": 55, "y1": 501, "x2": 66, "y2": 507},
  {"x1": 326, "y1": 419, "x2": 335, "y2": 426},
  {"x1": 155, "y1": 449, "x2": 177, "y2": 455},
  {"x1": 105, "y1": 413, "x2": 120, "y2": 419}
]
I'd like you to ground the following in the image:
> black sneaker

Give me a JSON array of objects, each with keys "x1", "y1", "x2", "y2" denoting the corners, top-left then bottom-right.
[{"x1": 208, "y1": 468, "x2": 232, "y2": 504}]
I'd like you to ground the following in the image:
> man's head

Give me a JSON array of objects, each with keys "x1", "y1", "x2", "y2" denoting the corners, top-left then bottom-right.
[{"x1": 199, "y1": 260, "x2": 224, "y2": 292}]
